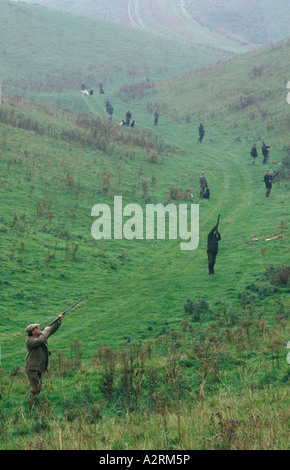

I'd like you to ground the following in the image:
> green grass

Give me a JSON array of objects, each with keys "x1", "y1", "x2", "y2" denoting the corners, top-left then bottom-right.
[
  {"x1": 0, "y1": 7, "x2": 289, "y2": 449},
  {"x1": 11, "y1": 0, "x2": 290, "y2": 49},
  {"x1": 0, "y1": 358, "x2": 289, "y2": 449},
  {"x1": 184, "y1": 0, "x2": 290, "y2": 46},
  {"x1": 0, "y1": 0, "x2": 233, "y2": 93},
  {"x1": 12, "y1": 0, "x2": 132, "y2": 26}
]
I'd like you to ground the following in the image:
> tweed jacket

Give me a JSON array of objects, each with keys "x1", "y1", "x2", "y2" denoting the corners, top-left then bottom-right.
[{"x1": 25, "y1": 321, "x2": 60, "y2": 373}]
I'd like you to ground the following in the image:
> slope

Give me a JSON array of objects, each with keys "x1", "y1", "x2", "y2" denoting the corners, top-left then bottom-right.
[
  {"x1": 0, "y1": 40, "x2": 289, "y2": 372},
  {"x1": 137, "y1": 40, "x2": 290, "y2": 147},
  {"x1": 184, "y1": 0, "x2": 290, "y2": 45},
  {"x1": 0, "y1": 0, "x2": 232, "y2": 94},
  {"x1": 11, "y1": 0, "x2": 290, "y2": 50}
]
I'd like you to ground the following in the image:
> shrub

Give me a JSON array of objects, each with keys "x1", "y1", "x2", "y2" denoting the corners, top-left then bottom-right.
[
  {"x1": 252, "y1": 65, "x2": 264, "y2": 77},
  {"x1": 184, "y1": 298, "x2": 210, "y2": 322},
  {"x1": 265, "y1": 265, "x2": 289, "y2": 286},
  {"x1": 117, "y1": 81, "x2": 155, "y2": 101}
]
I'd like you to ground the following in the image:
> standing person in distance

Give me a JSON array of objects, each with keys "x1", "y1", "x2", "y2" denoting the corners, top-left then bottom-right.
[
  {"x1": 199, "y1": 171, "x2": 208, "y2": 198},
  {"x1": 262, "y1": 141, "x2": 270, "y2": 164},
  {"x1": 207, "y1": 221, "x2": 221, "y2": 275},
  {"x1": 250, "y1": 143, "x2": 258, "y2": 165},
  {"x1": 264, "y1": 169, "x2": 272, "y2": 197},
  {"x1": 99, "y1": 80, "x2": 105, "y2": 94},
  {"x1": 125, "y1": 109, "x2": 132, "y2": 127},
  {"x1": 108, "y1": 103, "x2": 114, "y2": 121},
  {"x1": 197, "y1": 122, "x2": 205, "y2": 143},
  {"x1": 154, "y1": 107, "x2": 159, "y2": 126}
]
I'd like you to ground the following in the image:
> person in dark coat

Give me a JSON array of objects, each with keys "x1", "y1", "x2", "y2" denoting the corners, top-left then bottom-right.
[
  {"x1": 207, "y1": 223, "x2": 221, "y2": 275},
  {"x1": 105, "y1": 99, "x2": 110, "y2": 113},
  {"x1": 105, "y1": 99, "x2": 113, "y2": 120},
  {"x1": 99, "y1": 80, "x2": 105, "y2": 94},
  {"x1": 250, "y1": 143, "x2": 258, "y2": 165},
  {"x1": 125, "y1": 109, "x2": 132, "y2": 126},
  {"x1": 25, "y1": 315, "x2": 64, "y2": 397},
  {"x1": 197, "y1": 123, "x2": 205, "y2": 143},
  {"x1": 108, "y1": 104, "x2": 114, "y2": 121},
  {"x1": 154, "y1": 107, "x2": 159, "y2": 126},
  {"x1": 264, "y1": 169, "x2": 272, "y2": 197},
  {"x1": 262, "y1": 141, "x2": 270, "y2": 164},
  {"x1": 199, "y1": 171, "x2": 208, "y2": 198}
]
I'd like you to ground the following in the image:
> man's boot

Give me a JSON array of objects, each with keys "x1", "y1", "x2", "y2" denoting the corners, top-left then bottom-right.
[{"x1": 208, "y1": 264, "x2": 213, "y2": 275}]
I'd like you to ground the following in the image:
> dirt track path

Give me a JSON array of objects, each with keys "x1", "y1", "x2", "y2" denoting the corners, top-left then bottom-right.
[{"x1": 127, "y1": 0, "x2": 245, "y2": 51}]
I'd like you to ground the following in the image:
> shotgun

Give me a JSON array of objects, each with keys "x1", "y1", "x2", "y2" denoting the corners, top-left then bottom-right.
[{"x1": 49, "y1": 298, "x2": 83, "y2": 326}]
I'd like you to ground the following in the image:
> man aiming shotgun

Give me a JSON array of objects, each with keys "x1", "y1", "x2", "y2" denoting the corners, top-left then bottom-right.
[
  {"x1": 24, "y1": 298, "x2": 82, "y2": 397},
  {"x1": 207, "y1": 215, "x2": 221, "y2": 275}
]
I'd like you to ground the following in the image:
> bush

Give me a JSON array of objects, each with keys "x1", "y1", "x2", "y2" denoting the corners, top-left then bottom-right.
[
  {"x1": 278, "y1": 155, "x2": 290, "y2": 181},
  {"x1": 184, "y1": 297, "x2": 210, "y2": 322},
  {"x1": 265, "y1": 265, "x2": 290, "y2": 286},
  {"x1": 117, "y1": 81, "x2": 155, "y2": 100}
]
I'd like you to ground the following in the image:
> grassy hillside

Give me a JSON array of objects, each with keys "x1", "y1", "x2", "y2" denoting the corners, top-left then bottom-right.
[
  {"x1": 12, "y1": 0, "x2": 130, "y2": 24},
  {"x1": 11, "y1": 0, "x2": 290, "y2": 49},
  {"x1": 184, "y1": 0, "x2": 290, "y2": 45},
  {"x1": 139, "y1": 40, "x2": 290, "y2": 147},
  {"x1": 0, "y1": 21, "x2": 289, "y2": 449},
  {"x1": 0, "y1": 0, "x2": 232, "y2": 94}
]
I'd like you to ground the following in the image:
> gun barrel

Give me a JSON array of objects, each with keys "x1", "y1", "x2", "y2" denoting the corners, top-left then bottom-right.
[{"x1": 49, "y1": 298, "x2": 82, "y2": 326}]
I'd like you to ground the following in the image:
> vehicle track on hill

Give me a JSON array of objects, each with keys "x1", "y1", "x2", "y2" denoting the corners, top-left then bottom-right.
[
  {"x1": 128, "y1": 0, "x2": 153, "y2": 33},
  {"x1": 127, "y1": 0, "x2": 245, "y2": 51}
]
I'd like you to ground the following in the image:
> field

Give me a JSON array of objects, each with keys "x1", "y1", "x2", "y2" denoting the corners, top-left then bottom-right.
[
  {"x1": 0, "y1": 1, "x2": 289, "y2": 451},
  {"x1": 11, "y1": 0, "x2": 290, "y2": 49},
  {"x1": 184, "y1": 0, "x2": 290, "y2": 45},
  {"x1": 0, "y1": 0, "x2": 233, "y2": 94}
]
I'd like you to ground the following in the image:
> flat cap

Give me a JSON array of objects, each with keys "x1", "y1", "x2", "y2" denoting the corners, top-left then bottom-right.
[{"x1": 26, "y1": 323, "x2": 40, "y2": 334}]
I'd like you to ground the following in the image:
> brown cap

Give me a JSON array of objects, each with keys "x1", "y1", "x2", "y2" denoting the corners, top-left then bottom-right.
[{"x1": 25, "y1": 323, "x2": 40, "y2": 334}]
